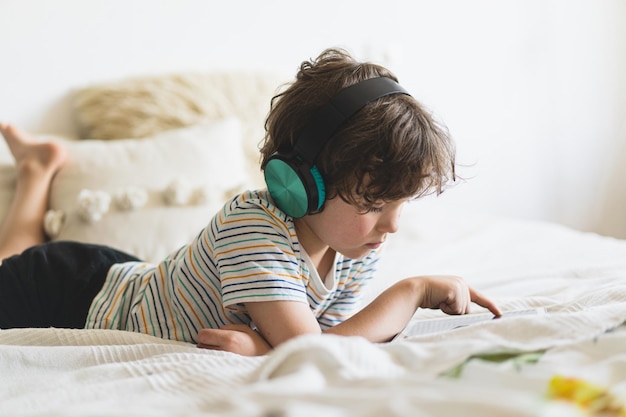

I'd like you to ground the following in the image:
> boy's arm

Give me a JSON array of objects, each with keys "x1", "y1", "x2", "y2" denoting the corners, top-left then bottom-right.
[
  {"x1": 326, "y1": 275, "x2": 500, "y2": 342},
  {"x1": 197, "y1": 275, "x2": 501, "y2": 354},
  {"x1": 197, "y1": 300, "x2": 320, "y2": 355}
]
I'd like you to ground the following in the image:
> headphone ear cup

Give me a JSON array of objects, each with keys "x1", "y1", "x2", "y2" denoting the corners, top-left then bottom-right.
[
  {"x1": 309, "y1": 165, "x2": 326, "y2": 211},
  {"x1": 265, "y1": 156, "x2": 311, "y2": 218},
  {"x1": 264, "y1": 156, "x2": 326, "y2": 218}
]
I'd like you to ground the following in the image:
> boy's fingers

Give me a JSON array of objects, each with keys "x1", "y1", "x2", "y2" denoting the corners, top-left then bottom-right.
[
  {"x1": 197, "y1": 326, "x2": 271, "y2": 356},
  {"x1": 197, "y1": 327, "x2": 240, "y2": 349},
  {"x1": 470, "y1": 288, "x2": 502, "y2": 317}
]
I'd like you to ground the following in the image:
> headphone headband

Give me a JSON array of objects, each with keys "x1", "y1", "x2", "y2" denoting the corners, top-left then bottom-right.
[{"x1": 294, "y1": 77, "x2": 410, "y2": 164}]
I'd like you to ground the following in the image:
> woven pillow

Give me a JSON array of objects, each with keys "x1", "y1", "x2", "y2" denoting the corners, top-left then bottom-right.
[{"x1": 47, "y1": 119, "x2": 250, "y2": 263}]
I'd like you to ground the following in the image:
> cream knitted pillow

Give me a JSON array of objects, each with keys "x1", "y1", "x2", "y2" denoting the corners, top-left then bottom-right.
[{"x1": 46, "y1": 119, "x2": 250, "y2": 263}]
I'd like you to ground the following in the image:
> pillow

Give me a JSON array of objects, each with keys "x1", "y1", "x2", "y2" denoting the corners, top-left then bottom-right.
[
  {"x1": 47, "y1": 119, "x2": 252, "y2": 263},
  {"x1": 73, "y1": 72, "x2": 286, "y2": 188}
]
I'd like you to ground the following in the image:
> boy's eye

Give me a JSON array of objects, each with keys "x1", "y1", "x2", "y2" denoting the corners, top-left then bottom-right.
[{"x1": 366, "y1": 206, "x2": 384, "y2": 214}]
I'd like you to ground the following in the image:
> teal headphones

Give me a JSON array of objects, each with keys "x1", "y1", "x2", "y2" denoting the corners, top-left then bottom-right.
[{"x1": 264, "y1": 77, "x2": 410, "y2": 218}]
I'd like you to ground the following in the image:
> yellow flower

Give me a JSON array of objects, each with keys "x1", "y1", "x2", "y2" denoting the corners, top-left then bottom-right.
[{"x1": 547, "y1": 375, "x2": 625, "y2": 416}]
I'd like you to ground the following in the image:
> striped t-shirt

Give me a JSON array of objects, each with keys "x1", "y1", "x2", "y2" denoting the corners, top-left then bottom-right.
[{"x1": 85, "y1": 190, "x2": 380, "y2": 344}]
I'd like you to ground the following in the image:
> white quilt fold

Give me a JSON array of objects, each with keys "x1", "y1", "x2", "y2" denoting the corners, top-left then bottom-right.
[{"x1": 256, "y1": 292, "x2": 626, "y2": 382}]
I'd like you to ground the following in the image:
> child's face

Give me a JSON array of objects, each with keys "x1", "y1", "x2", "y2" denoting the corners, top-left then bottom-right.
[{"x1": 296, "y1": 195, "x2": 406, "y2": 260}]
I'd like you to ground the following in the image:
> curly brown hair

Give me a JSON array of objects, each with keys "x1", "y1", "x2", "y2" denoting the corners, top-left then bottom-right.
[{"x1": 260, "y1": 48, "x2": 455, "y2": 210}]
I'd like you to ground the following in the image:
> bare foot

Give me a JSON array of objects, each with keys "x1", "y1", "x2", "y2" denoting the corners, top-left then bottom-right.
[{"x1": 0, "y1": 123, "x2": 67, "y2": 178}]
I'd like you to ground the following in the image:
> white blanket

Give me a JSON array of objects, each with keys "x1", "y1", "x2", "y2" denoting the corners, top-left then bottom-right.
[{"x1": 1, "y1": 212, "x2": 625, "y2": 416}]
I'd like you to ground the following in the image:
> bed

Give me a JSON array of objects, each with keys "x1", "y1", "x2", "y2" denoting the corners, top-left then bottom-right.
[{"x1": 1, "y1": 72, "x2": 625, "y2": 417}]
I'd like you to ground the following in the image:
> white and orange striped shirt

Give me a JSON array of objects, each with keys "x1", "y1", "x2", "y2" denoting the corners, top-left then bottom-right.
[{"x1": 85, "y1": 190, "x2": 379, "y2": 343}]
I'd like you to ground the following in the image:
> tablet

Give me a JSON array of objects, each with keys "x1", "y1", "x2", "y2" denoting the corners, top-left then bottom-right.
[{"x1": 393, "y1": 307, "x2": 547, "y2": 340}]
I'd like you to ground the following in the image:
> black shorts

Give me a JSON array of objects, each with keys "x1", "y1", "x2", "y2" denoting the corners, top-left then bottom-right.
[{"x1": 0, "y1": 241, "x2": 140, "y2": 329}]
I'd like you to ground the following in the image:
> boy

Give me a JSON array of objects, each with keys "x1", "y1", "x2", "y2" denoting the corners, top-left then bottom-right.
[{"x1": 0, "y1": 48, "x2": 500, "y2": 356}]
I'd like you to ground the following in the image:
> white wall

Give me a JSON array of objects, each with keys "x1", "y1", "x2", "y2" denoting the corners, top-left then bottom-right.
[{"x1": 1, "y1": 0, "x2": 625, "y2": 237}]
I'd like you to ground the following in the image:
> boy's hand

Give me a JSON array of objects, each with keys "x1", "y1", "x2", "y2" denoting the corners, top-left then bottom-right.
[
  {"x1": 197, "y1": 324, "x2": 272, "y2": 356},
  {"x1": 419, "y1": 275, "x2": 502, "y2": 317},
  {"x1": 326, "y1": 274, "x2": 501, "y2": 343},
  {"x1": 199, "y1": 300, "x2": 322, "y2": 354}
]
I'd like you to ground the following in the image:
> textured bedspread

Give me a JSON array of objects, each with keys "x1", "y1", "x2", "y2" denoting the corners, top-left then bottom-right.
[{"x1": 1, "y1": 212, "x2": 625, "y2": 416}]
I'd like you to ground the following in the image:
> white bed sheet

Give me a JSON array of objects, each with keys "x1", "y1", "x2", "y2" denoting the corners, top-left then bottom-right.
[{"x1": 1, "y1": 208, "x2": 625, "y2": 416}]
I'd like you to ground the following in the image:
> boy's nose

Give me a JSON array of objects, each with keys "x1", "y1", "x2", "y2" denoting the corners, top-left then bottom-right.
[{"x1": 377, "y1": 210, "x2": 401, "y2": 234}]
